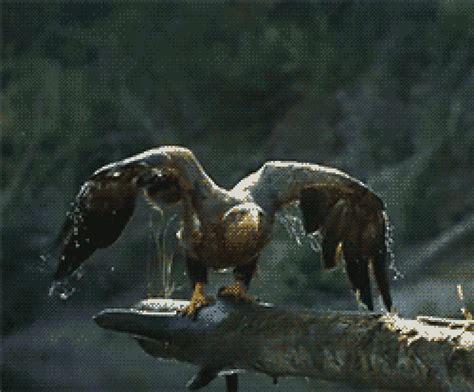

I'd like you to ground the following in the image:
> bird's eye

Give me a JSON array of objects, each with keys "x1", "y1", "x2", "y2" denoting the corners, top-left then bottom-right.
[
  {"x1": 148, "y1": 174, "x2": 177, "y2": 193},
  {"x1": 136, "y1": 169, "x2": 163, "y2": 187}
]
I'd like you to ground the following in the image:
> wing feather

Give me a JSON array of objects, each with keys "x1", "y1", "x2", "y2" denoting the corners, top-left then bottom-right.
[
  {"x1": 238, "y1": 161, "x2": 392, "y2": 311},
  {"x1": 53, "y1": 147, "x2": 198, "y2": 282},
  {"x1": 53, "y1": 163, "x2": 146, "y2": 281}
]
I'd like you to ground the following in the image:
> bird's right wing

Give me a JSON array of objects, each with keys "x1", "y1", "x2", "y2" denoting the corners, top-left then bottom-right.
[{"x1": 233, "y1": 161, "x2": 392, "y2": 311}]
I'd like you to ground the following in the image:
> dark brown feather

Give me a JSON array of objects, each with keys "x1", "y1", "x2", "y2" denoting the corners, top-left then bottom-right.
[
  {"x1": 300, "y1": 187, "x2": 337, "y2": 233},
  {"x1": 320, "y1": 199, "x2": 350, "y2": 269},
  {"x1": 299, "y1": 185, "x2": 391, "y2": 311},
  {"x1": 54, "y1": 175, "x2": 138, "y2": 280}
]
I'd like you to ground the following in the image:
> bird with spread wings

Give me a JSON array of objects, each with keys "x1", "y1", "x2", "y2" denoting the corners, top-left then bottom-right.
[{"x1": 53, "y1": 146, "x2": 393, "y2": 317}]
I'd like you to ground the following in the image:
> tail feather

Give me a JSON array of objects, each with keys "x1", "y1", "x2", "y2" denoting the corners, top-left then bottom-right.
[
  {"x1": 371, "y1": 251, "x2": 393, "y2": 312},
  {"x1": 300, "y1": 185, "x2": 393, "y2": 312},
  {"x1": 321, "y1": 200, "x2": 349, "y2": 269},
  {"x1": 343, "y1": 208, "x2": 392, "y2": 312},
  {"x1": 343, "y1": 241, "x2": 374, "y2": 311},
  {"x1": 321, "y1": 236, "x2": 340, "y2": 270}
]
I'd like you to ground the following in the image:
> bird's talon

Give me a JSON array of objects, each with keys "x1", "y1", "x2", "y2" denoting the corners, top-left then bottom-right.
[
  {"x1": 178, "y1": 298, "x2": 210, "y2": 319},
  {"x1": 218, "y1": 282, "x2": 255, "y2": 303},
  {"x1": 178, "y1": 282, "x2": 211, "y2": 319}
]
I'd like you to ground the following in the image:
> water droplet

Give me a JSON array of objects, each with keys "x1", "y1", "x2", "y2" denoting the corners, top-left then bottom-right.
[
  {"x1": 59, "y1": 287, "x2": 76, "y2": 300},
  {"x1": 308, "y1": 232, "x2": 322, "y2": 253},
  {"x1": 277, "y1": 210, "x2": 307, "y2": 247},
  {"x1": 48, "y1": 282, "x2": 58, "y2": 297},
  {"x1": 383, "y1": 211, "x2": 403, "y2": 281},
  {"x1": 49, "y1": 279, "x2": 76, "y2": 300},
  {"x1": 73, "y1": 268, "x2": 84, "y2": 280}
]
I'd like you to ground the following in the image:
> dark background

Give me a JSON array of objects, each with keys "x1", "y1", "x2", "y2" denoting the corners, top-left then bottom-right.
[{"x1": 2, "y1": 1, "x2": 474, "y2": 390}]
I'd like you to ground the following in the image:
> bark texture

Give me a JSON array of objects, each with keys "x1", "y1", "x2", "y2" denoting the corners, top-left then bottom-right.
[{"x1": 94, "y1": 298, "x2": 474, "y2": 391}]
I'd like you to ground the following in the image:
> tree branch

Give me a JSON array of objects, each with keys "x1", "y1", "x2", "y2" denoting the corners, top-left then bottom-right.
[{"x1": 94, "y1": 298, "x2": 473, "y2": 391}]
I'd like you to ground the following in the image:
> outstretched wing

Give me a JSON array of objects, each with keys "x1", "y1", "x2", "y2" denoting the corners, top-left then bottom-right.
[
  {"x1": 53, "y1": 146, "x2": 206, "y2": 282},
  {"x1": 53, "y1": 145, "x2": 177, "y2": 281},
  {"x1": 53, "y1": 163, "x2": 146, "y2": 281},
  {"x1": 235, "y1": 161, "x2": 392, "y2": 311}
]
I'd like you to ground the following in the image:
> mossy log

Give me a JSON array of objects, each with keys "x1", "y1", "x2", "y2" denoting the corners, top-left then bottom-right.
[{"x1": 94, "y1": 298, "x2": 474, "y2": 391}]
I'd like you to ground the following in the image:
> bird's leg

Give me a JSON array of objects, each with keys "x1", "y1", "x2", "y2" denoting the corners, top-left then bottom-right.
[
  {"x1": 218, "y1": 257, "x2": 257, "y2": 303},
  {"x1": 180, "y1": 282, "x2": 211, "y2": 319},
  {"x1": 179, "y1": 256, "x2": 211, "y2": 319}
]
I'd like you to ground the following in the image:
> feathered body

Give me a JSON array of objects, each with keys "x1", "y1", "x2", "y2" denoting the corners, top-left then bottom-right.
[{"x1": 54, "y1": 146, "x2": 393, "y2": 316}]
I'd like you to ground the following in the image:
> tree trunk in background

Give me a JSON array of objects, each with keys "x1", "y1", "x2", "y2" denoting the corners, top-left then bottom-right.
[{"x1": 94, "y1": 298, "x2": 474, "y2": 391}]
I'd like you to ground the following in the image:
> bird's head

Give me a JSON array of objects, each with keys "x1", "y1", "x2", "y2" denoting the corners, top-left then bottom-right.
[
  {"x1": 139, "y1": 168, "x2": 183, "y2": 205},
  {"x1": 129, "y1": 147, "x2": 188, "y2": 205},
  {"x1": 92, "y1": 146, "x2": 200, "y2": 207},
  {"x1": 135, "y1": 146, "x2": 199, "y2": 194},
  {"x1": 222, "y1": 203, "x2": 265, "y2": 245}
]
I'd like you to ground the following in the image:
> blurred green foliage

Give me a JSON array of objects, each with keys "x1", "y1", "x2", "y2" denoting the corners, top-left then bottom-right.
[
  {"x1": 2, "y1": 2, "x2": 474, "y2": 390},
  {"x1": 2, "y1": 1, "x2": 474, "y2": 336}
]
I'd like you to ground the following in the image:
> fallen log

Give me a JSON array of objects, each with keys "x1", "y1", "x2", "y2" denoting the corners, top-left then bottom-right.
[{"x1": 94, "y1": 298, "x2": 474, "y2": 391}]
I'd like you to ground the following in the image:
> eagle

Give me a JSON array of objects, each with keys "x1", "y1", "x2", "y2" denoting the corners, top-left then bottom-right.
[{"x1": 53, "y1": 146, "x2": 393, "y2": 317}]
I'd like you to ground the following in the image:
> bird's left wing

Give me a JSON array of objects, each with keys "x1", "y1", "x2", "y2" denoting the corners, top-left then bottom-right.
[
  {"x1": 233, "y1": 161, "x2": 392, "y2": 311},
  {"x1": 53, "y1": 151, "x2": 168, "y2": 281}
]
